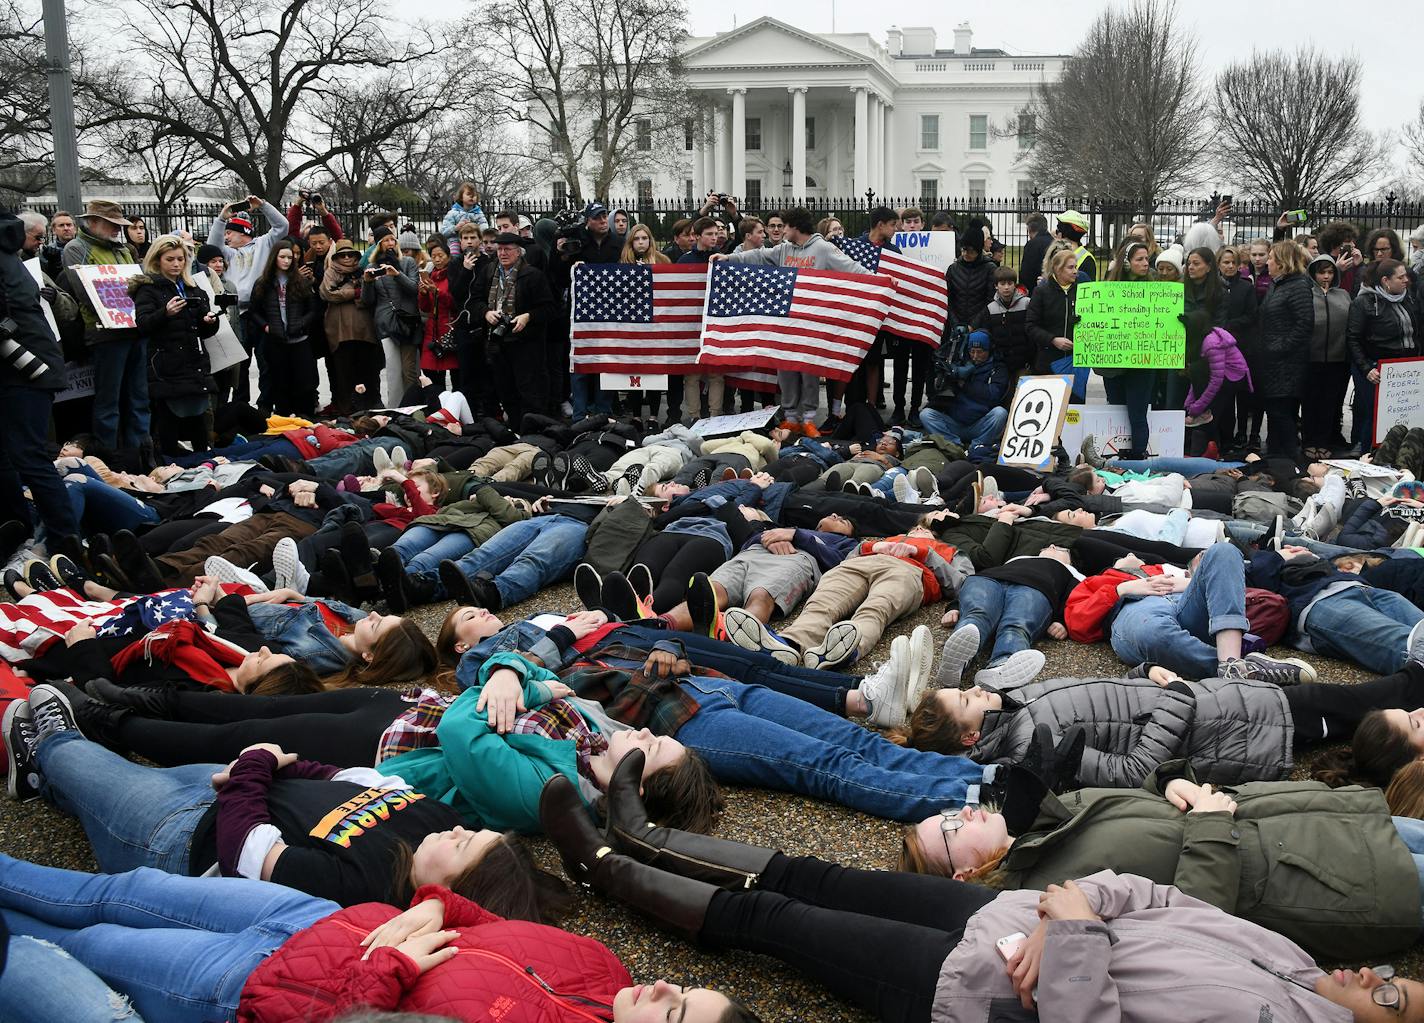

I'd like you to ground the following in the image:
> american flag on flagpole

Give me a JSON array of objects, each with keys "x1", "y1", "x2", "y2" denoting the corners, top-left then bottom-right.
[
  {"x1": 569, "y1": 264, "x2": 708, "y2": 374},
  {"x1": 696, "y1": 262, "x2": 896, "y2": 383},
  {"x1": 832, "y1": 236, "x2": 948, "y2": 348}
]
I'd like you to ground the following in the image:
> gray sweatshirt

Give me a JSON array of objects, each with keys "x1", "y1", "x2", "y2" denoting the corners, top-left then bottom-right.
[
  {"x1": 206, "y1": 200, "x2": 289, "y2": 305},
  {"x1": 724, "y1": 232, "x2": 865, "y2": 273}
]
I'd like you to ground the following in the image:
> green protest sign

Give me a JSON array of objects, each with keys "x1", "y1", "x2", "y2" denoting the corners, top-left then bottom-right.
[{"x1": 1072, "y1": 281, "x2": 1185, "y2": 369}]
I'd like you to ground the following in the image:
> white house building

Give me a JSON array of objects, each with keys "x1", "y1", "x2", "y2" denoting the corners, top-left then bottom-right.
[{"x1": 546, "y1": 17, "x2": 1066, "y2": 208}]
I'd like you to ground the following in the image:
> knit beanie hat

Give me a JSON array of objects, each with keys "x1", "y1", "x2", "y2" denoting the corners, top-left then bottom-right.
[
  {"x1": 225, "y1": 213, "x2": 255, "y2": 237},
  {"x1": 398, "y1": 230, "x2": 422, "y2": 251},
  {"x1": 967, "y1": 329, "x2": 992, "y2": 351},
  {"x1": 196, "y1": 244, "x2": 225, "y2": 265},
  {"x1": 372, "y1": 225, "x2": 394, "y2": 243}
]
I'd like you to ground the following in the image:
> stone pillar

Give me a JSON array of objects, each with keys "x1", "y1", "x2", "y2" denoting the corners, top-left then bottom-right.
[
  {"x1": 881, "y1": 102, "x2": 893, "y2": 200},
  {"x1": 852, "y1": 87, "x2": 868, "y2": 197},
  {"x1": 730, "y1": 87, "x2": 747, "y2": 202},
  {"x1": 828, "y1": 105, "x2": 841, "y2": 195},
  {"x1": 789, "y1": 87, "x2": 807, "y2": 202},
  {"x1": 868, "y1": 94, "x2": 882, "y2": 193},
  {"x1": 717, "y1": 103, "x2": 732, "y2": 192}
]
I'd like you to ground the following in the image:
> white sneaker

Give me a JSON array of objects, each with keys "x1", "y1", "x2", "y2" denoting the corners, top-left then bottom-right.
[
  {"x1": 904, "y1": 624, "x2": 935, "y2": 712},
  {"x1": 911, "y1": 467, "x2": 938, "y2": 499},
  {"x1": 973, "y1": 649, "x2": 1047, "y2": 689},
  {"x1": 982, "y1": 475, "x2": 1002, "y2": 500},
  {"x1": 860, "y1": 635, "x2": 910, "y2": 728},
  {"x1": 803, "y1": 620, "x2": 860, "y2": 670},
  {"x1": 203, "y1": 556, "x2": 268, "y2": 593},
  {"x1": 1409, "y1": 619, "x2": 1424, "y2": 666},
  {"x1": 371, "y1": 446, "x2": 393, "y2": 473},
  {"x1": 723, "y1": 607, "x2": 799, "y2": 665},
  {"x1": 892, "y1": 473, "x2": 919, "y2": 504},
  {"x1": 272, "y1": 537, "x2": 310, "y2": 595},
  {"x1": 390, "y1": 445, "x2": 409, "y2": 470},
  {"x1": 936, "y1": 623, "x2": 980, "y2": 688}
]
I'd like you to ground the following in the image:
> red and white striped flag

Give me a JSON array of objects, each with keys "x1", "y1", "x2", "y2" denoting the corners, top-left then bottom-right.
[
  {"x1": 696, "y1": 262, "x2": 895, "y2": 383},
  {"x1": 569, "y1": 263, "x2": 707, "y2": 374},
  {"x1": 832, "y1": 236, "x2": 948, "y2": 348},
  {"x1": 0, "y1": 589, "x2": 141, "y2": 662}
]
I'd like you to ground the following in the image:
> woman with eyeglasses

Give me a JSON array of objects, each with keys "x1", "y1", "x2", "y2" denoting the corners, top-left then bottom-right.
[
  {"x1": 543, "y1": 749, "x2": 1423, "y2": 1023},
  {"x1": 1347, "y1": 258, "x2": 1422, "y2": 451}
]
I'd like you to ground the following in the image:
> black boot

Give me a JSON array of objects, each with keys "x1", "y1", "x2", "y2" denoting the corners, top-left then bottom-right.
[
  {"x1": 111, "y1": 530, "x2": 164, "y2": 593},
  {"x1": 538, "y1": 774, "x2": 715, "y2": 940},
  {"x1": 52, "y1": 680, "x2": 128, "y2": 749},
  {"x1": 85, "y1": 678, "x2": 175, "y2": 719},
  {"x1": 374, "y1": 548, "x2": 410, "y2": 613},
  {"x1": 604, "y1": 749, "x2": 773, "y2": 888}
]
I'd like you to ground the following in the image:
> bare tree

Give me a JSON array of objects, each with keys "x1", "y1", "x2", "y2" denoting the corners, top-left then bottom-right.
[
  {"x1": 1403, "y1": 99, "x2": 1424, "y2": 188},
  {"x1": 81, "y1": 0, "x2": 448, "y2": 198},
  {"x1": 377, "y1": 112, "x2": 540, "y2": 209},
  {"x1": 92, "y1": 119, "x2": 226, "y2": 214},
  {"x1": 0, "y1": 0, "x2": 63, "y2": 193},
  {"x1": 1020, "y1": 0, "x2": 1210, "y2": 206},
  {"x1": 486, "y1": 0, "x2": 696, "y2": 203},
  {"x1": 1213, "y1": 50, "x2": 1385, "y2": 208}
]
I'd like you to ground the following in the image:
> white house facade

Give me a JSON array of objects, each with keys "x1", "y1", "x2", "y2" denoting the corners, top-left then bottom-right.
[{"x1": 544, "y1": 18, "x2": 1066, "y2": 207}]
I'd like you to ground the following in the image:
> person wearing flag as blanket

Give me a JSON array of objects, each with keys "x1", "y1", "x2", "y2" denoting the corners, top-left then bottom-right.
[{"x1": 714, "y1": 207, "x2": 865, "y2": 436}]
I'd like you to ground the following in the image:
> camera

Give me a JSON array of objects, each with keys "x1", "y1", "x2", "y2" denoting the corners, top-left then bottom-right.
[
  {"x1": 490, "y1": 313, "x2": 513, "y2": 339},
  {"x1": 213, "y1": 293, "x2": 238, "y2": 310},
  {"x1": 553, "y1": 207, "x2": 587, "y2": 257}
]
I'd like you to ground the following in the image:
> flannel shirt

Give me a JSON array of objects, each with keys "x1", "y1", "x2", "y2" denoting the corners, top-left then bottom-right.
[
  {"x1": 509, "y1": 698, "x2": 608, "y2": 782},
  {"x1": 376, "y1": 687, "x2": 453, "y2": 763}
]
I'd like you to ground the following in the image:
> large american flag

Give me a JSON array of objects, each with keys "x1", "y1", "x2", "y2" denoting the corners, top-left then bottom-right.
[
  {"x1": 697, "y1": 262, "x2": 895, "y2": 383},
  {"x1": 832, "y1": 236, "x2": 948, "y2": 348},
  {"x1": 569, "y1": 263, "x2": 707, "y2": 374}
]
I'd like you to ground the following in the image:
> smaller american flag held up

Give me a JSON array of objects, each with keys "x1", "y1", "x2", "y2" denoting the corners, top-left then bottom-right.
[
  {"x1": 832, "y1": 236, "x2": 949, "y2": 348},
  {"x1": 570, "y1": 263, "x2": 707, "y2": 374},
  {"x1": 697, "y1": 262, "x2": 895, "y2": 383}
]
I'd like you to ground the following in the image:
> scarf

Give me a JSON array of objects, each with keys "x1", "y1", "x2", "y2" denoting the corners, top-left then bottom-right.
[
  {"x1": 1372, "y1": 284, "x2": 1408, "y2": 304},
  {"x1": 488, "y1": 258, "x2": 522, "y2": 321}
]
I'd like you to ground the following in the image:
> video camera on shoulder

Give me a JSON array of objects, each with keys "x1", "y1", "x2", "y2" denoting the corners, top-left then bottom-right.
[{"x1": 553, "y1": 207, "x2": 587, "y2": 257}]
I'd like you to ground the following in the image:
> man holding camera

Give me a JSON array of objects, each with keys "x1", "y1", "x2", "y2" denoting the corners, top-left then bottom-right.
[
  {"x1": 919, "y1": 329, "x2": 1010, "y2": 451},
  {"x1": 207, "y1": 195, "x2": 289, "y2": 409},
  {"x1": 0, "y1": 210, "x2": 82, "y2": 562},
  {"x1": 474, "y1": 232, "x2": 556, "y2": 425},
  {"x1": 286, "y1": 190, "x2": 344, "y2": 242}
]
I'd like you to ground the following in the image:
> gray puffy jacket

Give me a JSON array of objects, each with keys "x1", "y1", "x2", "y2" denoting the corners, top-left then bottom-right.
[{"x1": 970, "y1": 675, "x2": 1292, "y2": 787}]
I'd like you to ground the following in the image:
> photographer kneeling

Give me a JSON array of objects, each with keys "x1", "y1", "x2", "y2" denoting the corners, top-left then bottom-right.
[{"x1": 919, "y1": 329, "x2": 1010, "y2": 452}]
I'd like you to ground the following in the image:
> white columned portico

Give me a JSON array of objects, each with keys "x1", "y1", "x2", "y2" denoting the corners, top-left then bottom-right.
[
  {"x1": 852, "y1": 86, "x2": 868, "y2": 197},
  {"x1": 869, "y1": 94, "x2": 883, "y2": 194},
  {"x1": 789, "y1": 87, "x2": 806, "y2": 202},
  {"x1": 702, "y1": 106, "x2": 716, "y2": 194},
  {"x1": 827, "y1": 106, "x2": 841, "y2": 194},
  {"x1": 729, "y1": 87, "x2": 747, "y2": 201},
  {"x1": 881, "y1": 102, "x2": 893, "y2": 200},
  {"x1": 716, "y1": 103, "x2": 732, "y2": 191}
]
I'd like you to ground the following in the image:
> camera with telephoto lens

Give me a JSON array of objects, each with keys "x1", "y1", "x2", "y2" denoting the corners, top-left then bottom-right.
[
  {"x1": 490, "y1": 313, "x2": 514, "y2": 339},
  {"x1": 0, "y1": 315, "x2": 48, "y2": 382},
  {"x1": 553, "y1": 207, "x2": 587, "y2": 257},
  {"x1": 299, "y1": 187, "x2": 324, "y2": 218}
]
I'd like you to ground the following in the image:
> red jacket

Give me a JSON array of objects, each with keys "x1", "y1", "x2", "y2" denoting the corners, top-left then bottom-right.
[
  {"x1": 1063, "y1": 564, "x2": 1169, "y2": 643},
  {"x1": 857, "y1": 535, "x2": 959, "y2": 604},
  {"x1": 419, "y1": 267, "x2": 459, "y2": 372},
  {"x1": 238, "y1": 886, "x2": 630, "y2": 1022},
  {"x1": 283, "y1": 424, "x2": 362, "y2": 461},
  {"x1": 374, "y1": 478, "x2": 441, "y2": 529}
]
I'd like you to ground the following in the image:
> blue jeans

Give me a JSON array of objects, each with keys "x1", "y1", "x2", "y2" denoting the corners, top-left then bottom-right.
[
  {"x1": 1102, "y1": 370, "x2": 1157, "y2": 457},
  {"x1": 600, "y1": 624, "x2": 859, "y2": 714},
  {"x1": 38, "y1": 731, "x2": 215, "y2": 874},
  {"x1": 63, "y1": 463, "x2": 159, "y2": 533},
  {"x1": 91, "y1": 337, "x2": 151, "y2": 450},
  {"x1": 171, "y1": 437, "x2": 301, "y2": 468},
  {"x1": 1109, "y1": 542, "x2": 1250, "y2": 678},
  {"x1": 919, "y1": 406, "x2": 1008, "y2": 450},
  {"x1": 0, "y1": 855, "x2": 334, "y2": 1023},
  {"x1": 1392, "y1": 817, "x2": 1424, "y2": 927},
  {"x1": 869, "y1": 467, "x2": 909, "y2": 498},
  {"x1": 446, "y1": 515, "x2": 588, "y2": 605},
  {"x1": 0, "y1": 383, "x2": 79, "y2": 539},
  {"x1": 393, "y1": 525, "x2": 477, "y2": 581},
  {"x1": 957, "y1": 575, "x2": 1053, "y2": 666},
  {"x1": 571, "y1": 374, "x2": 611, "y2": 419},
  {"x1": 306, "y1": 437, "x2": 402, "y2": 480},
  {"x1": 674, "y1": 676, "x2": 985, "y2": 821},
  {"x1": 1110, "y1": 456, "x2": 1247, "y2": 473},
  {"x1": 0, "y1": 934, "x2": 142, "y2": 1022},
  {"x1": 1304, "y1": 587, "x2": 1424, "y2": 674}
]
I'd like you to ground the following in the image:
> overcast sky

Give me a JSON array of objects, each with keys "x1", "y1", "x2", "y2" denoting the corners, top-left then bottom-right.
[{"x1": 684, "y1": 0, "x2": 1415, "y2": 148}]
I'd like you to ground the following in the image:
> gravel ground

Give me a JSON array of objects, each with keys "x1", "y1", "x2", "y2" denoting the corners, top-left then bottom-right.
[{"x1": 2, "y1": 581, "x2": 1417, "y2": 1022}]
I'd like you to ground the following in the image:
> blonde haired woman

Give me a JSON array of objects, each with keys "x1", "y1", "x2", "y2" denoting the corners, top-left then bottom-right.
[
  {"x1": 1257, "y1": 240, "x2": 1315, "y2": 459},
  {"x1": 130, "y1": 234, "x2": 220, "y2": 457},
  {"x1": 619, "y1": 223, "x2": 669, "y2": 265}
]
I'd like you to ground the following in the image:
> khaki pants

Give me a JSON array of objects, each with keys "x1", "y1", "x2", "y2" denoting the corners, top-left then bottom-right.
[
  {"x1": 683, "y1": 372, "x2": 725, "y2": 415},
  {"x1": 468, "y1": 443, "x2": 540, "y2": 482},
  {"x1": 702, "y1": 431, "x2": 779, "y2": 470},
  {"x1": 780, "y1": 554, "x2": 924, "y2": 659},
  {"x1": 157, "y1": 512, "x2": 316, "y2": 586}
]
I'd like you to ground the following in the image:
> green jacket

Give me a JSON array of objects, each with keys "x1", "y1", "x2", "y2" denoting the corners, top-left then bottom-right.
[
  {"x1": 379, "y1": 653, "x2": 586, "y2": 833},
  {"x1": 1000, "y1": 762, "x2": 1420, "y2": 960},
  {"x1": 899, "y1": 435, "x2": 965, "y2": 475},
  {"x1": 408, "y1": 483, "x2": 529, "y2": 542}
]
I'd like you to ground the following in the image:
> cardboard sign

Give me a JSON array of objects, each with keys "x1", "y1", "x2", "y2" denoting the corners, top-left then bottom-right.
[
  {"x1": 1373, "y1": 357, "x2": 1424, "y2": 445},
  {"x1": 22, "y1": 258, "x2": 60, "y2": 342},
  {"x1": 690, "y1": 406, "x2": 782, "y2": 438},
  {"x1": 998, "y1": 374, "x2": 1074, "y2": 469},
  {"x1": 601, "y1": 373, "x2": 669, "y2": 391},
  {"x1": 70, "y1": 263, "x2": 143, "y2": 329},
  {"x1": 1072, "y1": 281, "x2": 1185, "y2": 369},
  {"x1": 1060, "y1": 406, "x2": 1186, "y2": 459},
  {"x1": 54, "y1": 361, "x2": 95, "y2": 403},
  {"x1": 890, "y1": 230, "x2": 957, "y2": 272}
]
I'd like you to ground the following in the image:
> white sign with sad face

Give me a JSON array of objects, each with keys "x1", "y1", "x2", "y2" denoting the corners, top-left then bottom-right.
[{"x1": 998, "y1": 374, "x2": 1075, "y2": 470}]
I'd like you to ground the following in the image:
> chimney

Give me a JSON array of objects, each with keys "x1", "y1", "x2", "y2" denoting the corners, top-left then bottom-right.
[
  {"x1": 886, "y1": 27, "x2": 902, "y2": 56},
  {"x1": 953, "y1": 22, "x2": 973, "y2": 56}
]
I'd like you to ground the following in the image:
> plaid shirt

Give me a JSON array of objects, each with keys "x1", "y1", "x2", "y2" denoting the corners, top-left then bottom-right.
[
  {"x1": 376, "y1": 687, "x2": 453, "y2": 763},
  {"x1": 509, "y1": 698, "x2": 608, "y2": 782},
  {"x1": 561, "y1": 643, "x2": 709, "y2": 737}
]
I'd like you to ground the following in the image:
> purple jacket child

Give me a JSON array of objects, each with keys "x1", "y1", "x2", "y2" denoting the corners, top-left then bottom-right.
[{"x1": 1185, "y1": 327, "x2": 1253, "y2": 418}]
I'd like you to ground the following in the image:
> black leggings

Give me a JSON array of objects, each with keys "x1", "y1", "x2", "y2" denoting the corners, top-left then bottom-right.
[
  {"x1": 631, "y1": 533, "x2": 729, "y2": 612},
  {"x1": 138, "y1": 517, "x2": 231, "y2": 555},
  {"x1": 114, "y1": 686, "x2": 409, "y2": 767},
  {"x1": 702, "y1": 854, "x2": 995, "y2": 1021},
  {"x1": 1285, "y1": 662, "x2": 1424, "y2": 746}
]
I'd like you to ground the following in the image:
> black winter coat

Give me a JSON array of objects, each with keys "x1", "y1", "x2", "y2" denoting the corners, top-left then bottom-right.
[
  {"x1": 973, "y1": 295, "x2": 1033, "y2": 374},
  {"x1": 130, "y1": 275, "x2": 218, "y2": 399},
  {"x1": 1220, "y1": 273, "x2": 1258, "y2": 356},
  {"x1": 1025, "y1": 279, "x2": 1079, "y2": 374},
  {"x1": 247, "y1": 274, "x2": 322, "y2": 344},
  {"x1": 1346, "y1": 288, "x2": 1421, "y2": 374},
  {"x1": 467, "y1": 261, "x2": 557, "y2": 349},
  {"x1": 1255, "y1": 272, "x2": 1314, "y2": 399},
  {"x1": 0, "y1": 213, "x2": 66, "y2": 390},
  {"x1": 945, "y1": 256, "x2": 997, "y2": 328}
]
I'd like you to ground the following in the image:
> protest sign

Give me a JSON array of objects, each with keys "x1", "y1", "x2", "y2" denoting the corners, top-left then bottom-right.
[
  {"x1": 54, "y1": 361, "x2": 95, "y2": 403},
  {"x1": 998, "y1": 374, "x2": 1073, "y2": 469},
  {"x1": 1072, "y1": 281, "x2": 1185, "y2": 370},
  {"x1": 690, "y1": 406, "x2": 782, "y2": 438},
  {"x1": 1373, "y1": 357, "x2": 1424, "y2": 445},
  {"x1": 70, "y1": 264, "x2": 142, "y2": 329},
  {"x1": 890, "y1": 230, "x2": 957, "y2": 272},
  {"x1": 22, "y1": 258, "x2": 60, "y2": 342},
  {"x1": 1060, "y1": 406, "x2": 1186, "y2": 459},
  {"x1": 191, "y1": 273, "x2": 247, "y2": 374}
]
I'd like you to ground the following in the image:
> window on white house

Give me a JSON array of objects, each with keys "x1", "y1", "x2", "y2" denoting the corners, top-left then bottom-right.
[
  {"x1": 920, "y1": 114, "x2": 939, "y2": 150},
  {"x1": 969, "y1": 115, "x2": 988, "y2": 150},
  {"x1": 919, "y1": 178, "x2": 939, "y2": 206},
  {"x1": 684, "y1": 118, "x2": 695, "y2": 151},
  {"x1": 745, "y1": 178, "x2": 762, "y2": 208},
  {"x1": 746, "y1": 117, "x2": 762, "y2": 151},
  {"x1": 593, "y1": 122, "x2": 606, "y2": 152},
  {"x1": 1017, "y1": 113, "x2": 1037, "y2": 150},
  {"x1": 684, "y1": 179, "x2": 695, "y2": 206},
  {"x1": 636, "y1": 119, "x2": 652, "y2": 152},
  {"x1": 636, "y1": 179, "x2": 654, "y2": 205},
  {"x1": 968, "y1": 178, "x2": 987, "y2": 203},
  {"x1": 553, "y1": 181, "x2": 570, "y2": 206},
  {"x1": 806, "y1": 117, "x2": 816, "y2": 150}
]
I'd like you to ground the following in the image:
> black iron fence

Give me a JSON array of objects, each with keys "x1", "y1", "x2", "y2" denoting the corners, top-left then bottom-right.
[{"x1": 18, "y1": 193, "x2": 1424, "y2": 264}]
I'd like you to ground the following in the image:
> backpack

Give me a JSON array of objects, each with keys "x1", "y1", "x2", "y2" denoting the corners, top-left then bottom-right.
[
  {"x1": 1245, "y1": 587, "x2": 1290, "y2": 645},
  {"x1": 1232, "y1": 491, "x2": 1303, "y2": 525}
]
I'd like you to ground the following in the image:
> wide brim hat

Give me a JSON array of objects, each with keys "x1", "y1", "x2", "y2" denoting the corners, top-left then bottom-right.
[
  {"x1": 83, "y1": 199, "x2": 131, "y2": 227},
  {"x1": 493, "y1": 232, "x2": 532, "y2": 247}
]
